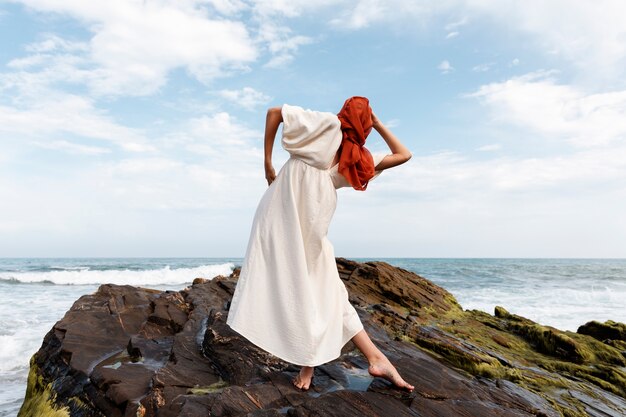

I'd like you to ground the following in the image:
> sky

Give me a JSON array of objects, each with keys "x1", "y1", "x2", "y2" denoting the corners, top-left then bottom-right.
[{"x1": 1, "y1": 0, "x2": 626, "y2": 258}]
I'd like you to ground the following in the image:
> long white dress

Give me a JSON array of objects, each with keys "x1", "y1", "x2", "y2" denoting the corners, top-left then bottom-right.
[{"x1": 226, "y1": 104, "x2": 387, "y2": 367}]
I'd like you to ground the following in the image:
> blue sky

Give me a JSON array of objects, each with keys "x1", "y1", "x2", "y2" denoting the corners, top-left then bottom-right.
[{"x1": 1, "y1": 0, "x2": 625, "y2": 258}]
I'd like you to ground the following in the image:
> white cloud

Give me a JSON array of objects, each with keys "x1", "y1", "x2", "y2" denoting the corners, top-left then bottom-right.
[
  {"x1": 219, "y1": 87, "x2": 272, "y2": 110},
  {"x1": 11, "y1": 0, "x2": 258, "y2": 96},
  {"x1": 476, "y1": 143, "x2": 501, "y2": 151},
  {"x1": 461, "y1": 0, "x2": 626, "y2": 81},
  {"x1": 187, "y1": 112, "x2": 261, "y2": 148},
  {"x1": 67, "y1": 109, "x2": 267, "y2": 215},
  {"x1": 466, "y1": 70, "x2": 626, "y2": 148},
  {"x1": 1, "y1": 43, "x2": 92, "y2": 97},
  {"x1": 0, "y1": 107, "x2": 274, "y2": 256},
  {"x1": 0, "y1": 92, "x2": 153, "y2": 152},
  {"x1": 437, "y1": 60, "x2": 454, "y2": 74},
  {"x1": 445, "y1": 31, "x2": 459, "y2": 39},
  {"x1": 33, "y1": 139, "x2": 111, "y2": 155},
  {"x1": 254, "y1": 0, "x2": 343, "y2": 19},
  {"x1": 379, "y1": 144, "x2": 626, "y2": 201},
  {"x1": 331, "y1": 68, "x2": 626, "y2": 257},
  {"x1": 328, "y1": 0, "x2": 387, "y2": 30},
  {"x1": 472, "y1": 62, "x2": 495, "y2": 72},
  {"x1": 4, "y1": 0, "x2": 626, "y2": 258},
  {"x1": 255, "y1": 1, "x2": 626, "y2": 81},
  {"x1": 205, "y1": 0, "x2": 247, "y2": 15},
  {"x1": 13, "y1": 1, "x2": 623, "y2": 97},
  {"x1": 108, "y1": 157, "x2": 182, "y2": 175},
  {"x1": 23, "y1": 33, "x2": 89, "y2": 54},
  {"x1": 444, "y1": 16, "x2": 468, "y2": 31},
  {"x1": 330, "y1": 140, "x2": 626, "y2": 257},
  {"x1": 384, "y1": 118, "x2": 400, "y2": 128},
  {"x1": 89, "y1": 110, "x2": 271, "y2": 214},
  {"x1": 257, "y1": 22, "x2": 313, "y2": 68}
]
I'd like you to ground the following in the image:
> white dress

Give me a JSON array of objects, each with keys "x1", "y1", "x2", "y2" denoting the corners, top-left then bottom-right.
[{"x1": 226, "y1": 104, "x2": 388, "y2": 367}]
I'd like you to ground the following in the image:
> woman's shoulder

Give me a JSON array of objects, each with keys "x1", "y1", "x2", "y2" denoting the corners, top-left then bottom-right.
[
  {"x1": 281, "y1": 104, "x2": 339, "y2": 135},
  {"x1": 282, "y1": 104, "x2": 337, "y2": 119}
]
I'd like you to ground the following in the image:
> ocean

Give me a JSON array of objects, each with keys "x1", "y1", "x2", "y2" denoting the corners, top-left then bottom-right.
[{"x1": 1, "y1": 257, "x2": 625, "y2": 416}]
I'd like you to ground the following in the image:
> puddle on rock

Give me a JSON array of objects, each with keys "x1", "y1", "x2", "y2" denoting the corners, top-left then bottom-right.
[
  {"x1": 304, "y1": 362, "x2": 374, "y2": 397},
  {"x1": 96, "y1": 349, "x2": 167, "y2": 372},
  {"x1": 343, "y1": 366, "x2": 374, "y2": 391}
]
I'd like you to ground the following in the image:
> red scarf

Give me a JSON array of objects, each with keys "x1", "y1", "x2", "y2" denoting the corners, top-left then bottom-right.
[{"x1": 337, "y1": 96, "x2": 376, "y2": 191}]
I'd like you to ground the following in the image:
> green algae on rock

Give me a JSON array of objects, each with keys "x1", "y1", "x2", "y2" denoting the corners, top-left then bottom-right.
[{"x1": 18, "y1": 359, "x2": 70, "y2": 417}]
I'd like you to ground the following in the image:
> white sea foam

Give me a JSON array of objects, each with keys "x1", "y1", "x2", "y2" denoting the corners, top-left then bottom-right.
[
  {"x1": 453, "y1": 283, "x2": 626, "y2": 332},
  {"x1": 0, "y1": 263, "x2": 234, "y2": 286},
  {"x1": 1, "y1": 283, "x2": 99, "y2": 415},
  {"x1": 0, "y1": 261, "x2": 235, "y2": 414},
  {"x1": 396, "y1": 258, "x2": 626, "y2": 332}
]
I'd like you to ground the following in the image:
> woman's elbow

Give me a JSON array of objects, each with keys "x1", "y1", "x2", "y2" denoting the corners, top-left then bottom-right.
[
  {"x1": 400, "y1": 151, "x2": 412, "y2": 164},
  {"x1": 267, "y1": 106, "x2": 283, "y2": 123},
  {"x1": 267, "y1": 106, "x2": 282, "y2": 117}
]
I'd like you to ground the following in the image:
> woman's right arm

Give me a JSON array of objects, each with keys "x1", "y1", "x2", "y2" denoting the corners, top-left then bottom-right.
[
  {"x1": 264, "y1": 106, "x2": 283, "y2": 186},
  {"x1": 371, "y1": 112, "x2": 412, "y2": 171}
]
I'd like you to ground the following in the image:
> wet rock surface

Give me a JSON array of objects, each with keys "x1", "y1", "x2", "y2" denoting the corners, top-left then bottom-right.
[{"x1": 19, "y1": 258, "x2": 626, "y2": 417}]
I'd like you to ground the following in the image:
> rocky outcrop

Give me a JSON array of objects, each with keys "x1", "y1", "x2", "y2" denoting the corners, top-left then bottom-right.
[{"x1": 19, "y1": 258, "x2": 626, "y2": 417}]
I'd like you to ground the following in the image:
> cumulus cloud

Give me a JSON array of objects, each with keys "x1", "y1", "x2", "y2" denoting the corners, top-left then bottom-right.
[
  {"x1": 444, "y1": 16, "x2": 468, "y2": 31},
  {"x1": 334, "y1": 134, "x2": 626, "y2": 257},
  {"x1": 12, "y1": 1, "x2": 623, "y2": 96},
  {"x1": 438, "y1": 60, "x2": 454, "y2": 74},
  {"x1": 332, "y1": 67, "x2": 626, "y2": 257},
  {"x1": 466, "y1": 70, "x2": 626, "y2": 148},
  {"x1": 472, "y1": 62, "x2": 495, "y2": 72},
  {"x1": 4, "y1": 1, "x2": 626, "y2": 257},
  {"x1": 257, "y1": 0, "x2": 626, "y2": 81},
  {"x1": 11, "y1": 0, "x2": 258, "y2": 96},
  {"x1": 205, "y1": 0, "x2": 247, "y2": 15},
  {"x1": 23, "y1": 33, "x2": 88, "y2": 54},
  {"x1": 0, "y1": 92, "x2": 153, "y2": 152},
  {"x1": 256, "y1": 22, "x2": 313, "y2": 68},
  {"x1": 91, "y1": 110, "x2": 271, "y2": 214},
  {"x1": 476, "y1": 143, "x2": 501, "y2": 152},
  {"x1": 461, "y1": 0, "x2": 626, "y2": 81},
  {"x1": 218, "y1": 87, "x2": 272, "y2": 110},
  {"x1": 253, "y1": 0, "x2": 343, "y2": 19},
  {"x1": 33, "y1": 139, "x2": 111, "y2": 155},
  {"x1": 186, "y1": 112, "x2": 261, "y2": 150},
  {"x1": 0, "y1": 106, "x2": 273, "y2": 255}
]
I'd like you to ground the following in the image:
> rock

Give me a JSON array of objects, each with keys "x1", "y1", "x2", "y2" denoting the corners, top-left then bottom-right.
[
  {"x1": 578, "y1": 320, "x2": 626, "y2": 342},
  {"x1": 18, "y1": 258, "x2": 626, "y2": 417}
]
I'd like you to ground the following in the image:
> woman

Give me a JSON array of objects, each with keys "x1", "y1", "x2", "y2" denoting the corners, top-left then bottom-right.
[{"x1": 226, "y1": 97, "x2": 414, "y2": 392}]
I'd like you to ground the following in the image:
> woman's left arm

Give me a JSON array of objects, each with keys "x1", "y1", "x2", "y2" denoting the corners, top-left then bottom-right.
[
  {"x1": 264, "y1": 106, "x2": 283, "y2": 186},
  {"x1": 371, "y1": 111, "x2": 412, "y2": 171}
]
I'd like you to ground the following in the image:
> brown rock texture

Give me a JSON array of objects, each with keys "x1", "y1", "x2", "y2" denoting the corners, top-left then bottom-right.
[{"x1": 18, "y1": 258, "x2": 626, "y2": 417}]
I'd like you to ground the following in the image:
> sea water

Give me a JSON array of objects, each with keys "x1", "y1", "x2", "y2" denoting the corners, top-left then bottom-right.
[{"x1": 1, "y1": 257, "x2": 625, "y2": 416}]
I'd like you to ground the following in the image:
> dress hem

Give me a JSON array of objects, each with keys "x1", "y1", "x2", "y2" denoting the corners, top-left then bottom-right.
[{"x1": 226, "y1": 319, "x2": 364, "y2": 367}]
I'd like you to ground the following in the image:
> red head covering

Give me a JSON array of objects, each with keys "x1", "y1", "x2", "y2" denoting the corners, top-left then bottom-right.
[{"x1": 337, "y1": 96, "x2": 376, "y2": 191}]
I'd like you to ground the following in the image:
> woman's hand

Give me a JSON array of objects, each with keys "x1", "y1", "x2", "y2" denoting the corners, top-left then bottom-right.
[
  {"x1": 264, "y1": 107, "x2": 282, "y2": 186},
  {"x1": 371, "y1": 111, "x2": 381, "y2": 129},
  {"x1": 265, "y1": 163, "x2": 276, "y2": 186},
  {"x1": 369, "y1": 110, "x2": 412, "y2": 170}
]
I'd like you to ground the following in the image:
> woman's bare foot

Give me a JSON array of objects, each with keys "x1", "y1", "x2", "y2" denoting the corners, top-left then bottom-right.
[
  {"x1": 368, "y1": 355, "x2": 414, "y2": 391},
  {"x1": 292, "y1": 366, "x2": 314, "y2": 390}
]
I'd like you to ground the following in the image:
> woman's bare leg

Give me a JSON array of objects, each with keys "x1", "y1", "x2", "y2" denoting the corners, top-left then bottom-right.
[
  {"x1": 351, "y1": 329, "x2": 414, "y2": 391},
  {"x1": 292, "y1": 365, "x2": 314, "y2": 390}
]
